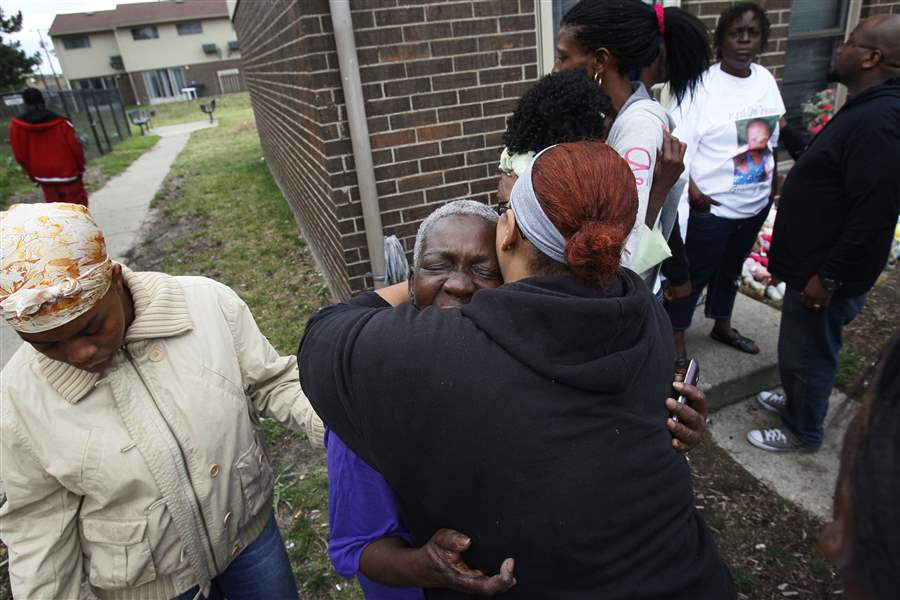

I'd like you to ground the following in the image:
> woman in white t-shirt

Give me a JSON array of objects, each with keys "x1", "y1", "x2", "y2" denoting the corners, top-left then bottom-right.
[{"x1": 666, "y1": 2, "x2": 785, "y2": 370}]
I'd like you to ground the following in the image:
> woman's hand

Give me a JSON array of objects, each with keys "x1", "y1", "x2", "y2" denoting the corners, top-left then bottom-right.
[
  {"x1": 664, "y1": 281, "x2": 692, "y2": 303},
  {"x1": 645, "y1": 130, "x2": 686, "y2": 228},
  {"x1": 665, "y1": 382, "x2": 708, "y2": 454},
  {"x1": 654, "y1": 130, "x2": 687, "y2": 195},
  {"x1": 416, "y1": 529, "x2": 516, "y2": 595},
  {"x1": 687, "y1": 178, "x2": 721, "y2": 213}
]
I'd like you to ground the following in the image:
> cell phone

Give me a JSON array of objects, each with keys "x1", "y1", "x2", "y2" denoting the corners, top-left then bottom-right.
[{"x1": 671, "y1": 359, "x2": 699, "y2": 423}]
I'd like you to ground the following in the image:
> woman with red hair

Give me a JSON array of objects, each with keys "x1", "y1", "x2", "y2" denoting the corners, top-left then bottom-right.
[{"x1": 300, "y1": 142, "x2": 735, "y2": 598}]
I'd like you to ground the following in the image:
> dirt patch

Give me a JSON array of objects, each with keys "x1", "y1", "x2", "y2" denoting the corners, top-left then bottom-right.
[
  {"x1": 2, "y1": 189, "x2": 43, "y2": 208},
  {"x1": 235, "y1": 121, "x2": 257, "y2": 134},
  {"x1": 125, "y1": 174, "x2": 208, "y2": 271},
  {"x1": 690, "y1": 440, "x2": 840, "y2": 599}
]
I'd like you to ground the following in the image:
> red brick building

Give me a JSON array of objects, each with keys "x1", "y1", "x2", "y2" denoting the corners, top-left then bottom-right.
[{"x1": 230, "y1": 0, "x2": 899, "y2": 299}]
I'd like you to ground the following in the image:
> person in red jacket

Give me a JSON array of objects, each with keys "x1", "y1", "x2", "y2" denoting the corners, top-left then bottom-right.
[{"x1": 9, "y1": 88, "x2": 88, "y2": 206}]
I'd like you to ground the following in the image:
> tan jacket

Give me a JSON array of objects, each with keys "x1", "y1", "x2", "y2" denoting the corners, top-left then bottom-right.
[{"x1": 0, "y1": 270, "x2": 324, "y2": 600}]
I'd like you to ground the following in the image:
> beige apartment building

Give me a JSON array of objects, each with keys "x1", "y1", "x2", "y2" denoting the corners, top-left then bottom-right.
[{"x1": 49, "y1": 0, "x2": 245, "y2": 105}]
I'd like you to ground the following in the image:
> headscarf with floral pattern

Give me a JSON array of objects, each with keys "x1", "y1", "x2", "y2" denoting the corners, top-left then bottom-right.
[{"x1": 0, "y1": 203, "x2": 113, "y2": 333}]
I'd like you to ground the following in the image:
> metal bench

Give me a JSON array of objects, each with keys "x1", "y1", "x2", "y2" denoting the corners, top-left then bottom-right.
[
  {"x1": 200, "y1": 98, "x2": 216, "y2": 124},
  {"x1": 128, "y1": 109, "x2": 154, "y2": 135}
]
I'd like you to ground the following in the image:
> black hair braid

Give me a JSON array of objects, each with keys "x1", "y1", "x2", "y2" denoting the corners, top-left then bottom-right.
[
  {"x1": 503, "y1": 70, "x2": 611, "y2": 155},
  {"x1": 713, "y1": 2, "x2": 771, "y2": 59},
  {"x1": 853, "y1": 332, "x2": 900, "y2": 599},
  {"x1": 561, "y1": 0, "x2": 710, "y2": 102}
]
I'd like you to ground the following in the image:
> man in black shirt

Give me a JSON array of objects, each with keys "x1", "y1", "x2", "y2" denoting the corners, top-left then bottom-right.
[{"x1": 747, "y1": 15, "x2": 900, "y2": 452}]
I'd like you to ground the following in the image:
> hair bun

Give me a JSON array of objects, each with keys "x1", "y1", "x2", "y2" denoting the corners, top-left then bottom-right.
[{"x1": 564, "y1": 221, "x2": 627, "y2": 285}]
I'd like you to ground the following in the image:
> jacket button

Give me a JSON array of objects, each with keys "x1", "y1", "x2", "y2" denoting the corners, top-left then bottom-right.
[
  {"x1": 148, "y1": 347, "x2": 164, "y2": 362},
  {"x1": 208, "y1": 464, "x2": 220, "y2": 478},
  {"x1": 224, "y1": 511, "x2": 232, "y2": 527}
]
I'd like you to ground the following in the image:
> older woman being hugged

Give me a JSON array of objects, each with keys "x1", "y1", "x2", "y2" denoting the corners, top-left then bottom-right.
[{"x1": 301, "y1": 142, "x2": 734, "y2": 598}]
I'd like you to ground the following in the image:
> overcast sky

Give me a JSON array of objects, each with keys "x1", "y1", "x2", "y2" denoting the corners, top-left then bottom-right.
[{"x1": 4, "y1": 0, "x2": 148, "y2": 75}]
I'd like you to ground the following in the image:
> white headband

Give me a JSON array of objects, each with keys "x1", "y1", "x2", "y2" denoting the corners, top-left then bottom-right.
[{"x1": 509, "y1": 146, "x2": 567, "y2": 264}]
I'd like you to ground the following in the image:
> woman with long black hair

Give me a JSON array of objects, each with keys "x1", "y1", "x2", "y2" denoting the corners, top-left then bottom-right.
[{"x1": 553, "y1": 0, "x2": 710, "y2": 294}]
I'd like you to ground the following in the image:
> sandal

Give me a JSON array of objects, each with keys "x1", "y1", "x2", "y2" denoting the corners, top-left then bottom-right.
[
  {"x1": 710, "y1": 327, "x2": 759, "y2": 354},
  {"x1": 674, "y1": 353, "x2": 690, "y2": 382}
]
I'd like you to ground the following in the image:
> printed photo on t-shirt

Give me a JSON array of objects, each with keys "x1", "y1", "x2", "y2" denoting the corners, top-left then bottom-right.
[{"x1": 731, "y1": 115, "x2": 779, "y2": 186}]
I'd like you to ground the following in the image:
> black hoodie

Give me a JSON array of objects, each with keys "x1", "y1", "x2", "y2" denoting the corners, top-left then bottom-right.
[
  {"x1": 299, "y1": 271, "x2": 734, "y2": 599},
  {"x1": 769, "y1": 80, "x2": 900, "y2": 296}
]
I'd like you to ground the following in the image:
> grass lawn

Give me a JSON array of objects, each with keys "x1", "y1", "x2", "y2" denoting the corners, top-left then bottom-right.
[
  {"x1": 128, "y1": 92, "x2": 253, "y2": 128},
  {"x1": 1, "y1": 132, "x2": 159, "y2": 209},
  {"x1": 126, "y1": 94, "x2": 359, "y2": 599}
]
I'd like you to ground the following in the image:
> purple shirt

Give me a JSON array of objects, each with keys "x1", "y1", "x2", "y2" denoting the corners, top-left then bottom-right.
[{"x1": 325, "y1": 428, "x2": 425, "y2": 599}]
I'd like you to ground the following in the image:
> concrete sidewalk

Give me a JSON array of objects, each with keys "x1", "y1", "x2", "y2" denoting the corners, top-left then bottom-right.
[
  {"x1": 0, "y1": 120, "x2": 214, "y2": 371},
  {"x1": 685, "y1": 293, "x2": 848, "y2": 520},
  {"x1": 710, "y1": 389, "x2": 855, "y2": 520}
]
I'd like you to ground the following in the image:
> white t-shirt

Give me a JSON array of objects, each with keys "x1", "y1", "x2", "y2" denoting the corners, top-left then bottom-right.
[{"x1": 672, "y1": 63, "x2": 785, "y2": 221}]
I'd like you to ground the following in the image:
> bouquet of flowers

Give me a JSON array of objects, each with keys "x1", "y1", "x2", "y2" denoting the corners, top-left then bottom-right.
[{"x1": 801, "y1": 87, "x2": 836, "y2": 136}]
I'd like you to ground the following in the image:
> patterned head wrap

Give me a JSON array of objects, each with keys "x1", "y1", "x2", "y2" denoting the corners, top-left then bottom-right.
[{"x1": 0, "y1": 203, "x2": 113, "y2": 333}]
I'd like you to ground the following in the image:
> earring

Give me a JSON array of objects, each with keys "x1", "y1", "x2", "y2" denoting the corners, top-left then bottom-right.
[{"x1": 594, "y1": 72, "x2": 603, "y2": 87}]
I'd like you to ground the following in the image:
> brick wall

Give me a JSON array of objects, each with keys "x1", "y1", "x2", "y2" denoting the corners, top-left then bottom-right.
[
  {"x1": 860, "y1": 0, "x2": 900, "y2": 16},
  {"x1": 235, "y1": 0, "x2": 897, "y2": 297},
  {"x1": 234, "y1": 0, "x2": 537, "y2": 296}
]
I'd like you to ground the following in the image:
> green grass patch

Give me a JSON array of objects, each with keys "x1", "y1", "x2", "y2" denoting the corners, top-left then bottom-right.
[
  {"x1": 141, "y1": 96, "x2": 363, "y2": 598},
  {"x1": 731, "y1": 566, "x2": 760, "y2": 593},
  {"x1": 129, "y1": 92, "x2": 253, "y2": 128},
  {"x1": 1, "y1": 133, "x2": 159, "y2": 209},
  {"x1": 835, "y1": 346, "x2": 865, "y2": 389}
]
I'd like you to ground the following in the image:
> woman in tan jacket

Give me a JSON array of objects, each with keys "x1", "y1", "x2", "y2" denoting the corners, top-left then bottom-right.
[{"x1": 0, "y1": 202, "x2": 323, "y2": 600}]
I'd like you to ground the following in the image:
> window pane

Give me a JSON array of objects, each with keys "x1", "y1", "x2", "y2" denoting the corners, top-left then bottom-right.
[
  {"x1": 787, "y1": 0, "x2": 848, "y2": 35},
  {"x1": 63, "y1": 36, "x2": 90, "y2": 49},
  {"x1": 781, "y1": 37, "x2": 839, "y2": 126},
  {"x1": 552, "y1": 0, "x2": 582, "y2": 45},
  {"x1": 176, "y1": 21, "x2": 203, "y2": 35},
  {"x1": 131, "y1": 26, "x2": 159, "y2": 40}
]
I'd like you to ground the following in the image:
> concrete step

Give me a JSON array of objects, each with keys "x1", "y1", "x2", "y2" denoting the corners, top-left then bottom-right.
[
  {"x1": 682, "y1": 292, "x2": 782, "y2": 411},
  {"x1": 710, "y1": 389, "x2": 856, "y2": 519}
]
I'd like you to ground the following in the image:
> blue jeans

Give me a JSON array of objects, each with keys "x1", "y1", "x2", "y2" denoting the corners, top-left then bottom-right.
[
  {"x1": 174, "y1": 514, "x2": 297, "y2": 600},
  {"x1": 778, "y1": 287, "x2": 866, "y2": 446},
  {"x1": 667, "y1": 206, "x2": 769, "y2": 331}
]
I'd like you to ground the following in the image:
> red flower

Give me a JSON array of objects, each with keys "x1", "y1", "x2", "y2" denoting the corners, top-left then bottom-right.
[
  {"x1": 822, "y1": 114, "x2": 831, "y2": 123},
  {"x1": 823, "y1": 103, "x2": 834, "y2": 111},
  {"x1": 809, "y1": 124, "x2": 824, "y2": 135}
]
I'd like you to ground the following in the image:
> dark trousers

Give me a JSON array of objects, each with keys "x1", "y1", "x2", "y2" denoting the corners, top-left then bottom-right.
[
  {"x1": 779, "y1": 287, "x2": 866, "y2": 446},
  {"x1": 174, "y1": 514, "x2": 298, "y2": 600},
  {"x1": 40, "y1": 178, "x2": 88, "y2": 206},
  {"x1": 667, "y1": 206, "x2": 769, "y2": 331}
]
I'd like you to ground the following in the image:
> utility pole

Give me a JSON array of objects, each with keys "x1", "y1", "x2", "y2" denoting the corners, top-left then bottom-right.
[{"x1": 33, "y1": 29, "x2": 63, "y2": 90}]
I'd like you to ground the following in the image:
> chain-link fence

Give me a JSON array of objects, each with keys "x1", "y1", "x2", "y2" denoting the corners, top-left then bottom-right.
[{"x1": 1, "y1": 88, "x2": 131, "y2": 161}]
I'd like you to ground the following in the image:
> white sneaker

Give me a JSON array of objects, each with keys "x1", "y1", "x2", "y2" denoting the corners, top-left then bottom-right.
[
  {"x1": 746, "y1": 427, "x2": 814, "y2": 452},
  {"x1": 757, "y1": 391, "x2": 786, "y2": 415}
]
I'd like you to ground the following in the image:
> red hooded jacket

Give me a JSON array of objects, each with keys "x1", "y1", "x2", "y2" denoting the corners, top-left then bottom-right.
[{"x1": 9, "y1": 110, "x2": 86, "y2": 184}]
